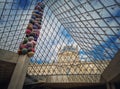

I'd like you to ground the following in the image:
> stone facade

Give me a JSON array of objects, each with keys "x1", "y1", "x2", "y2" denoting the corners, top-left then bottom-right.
[{"x1": 28, "y1": 46, "x2": 109, "y2": 76}]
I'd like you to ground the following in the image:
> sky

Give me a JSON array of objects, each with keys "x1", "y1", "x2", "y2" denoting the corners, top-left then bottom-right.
[
  {"x1": 0, "y1": 0, "x2": 43, "y2": 51},
  {"x1": 31, "y1": 0, "x2": 120, "y2": 63},
  {"x1": 0, "y1": 0, "x2": 120, "y2": 64}
]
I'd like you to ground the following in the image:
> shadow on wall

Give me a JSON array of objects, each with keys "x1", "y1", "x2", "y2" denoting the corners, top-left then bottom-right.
[{"x1": 23, "y1": 84, "x2": 107, "y2": 89}]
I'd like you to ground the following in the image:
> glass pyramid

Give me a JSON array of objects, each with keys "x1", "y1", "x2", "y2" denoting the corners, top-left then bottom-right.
[{"x1": 0, "y1": 0, "x2": 120, "y2": 83}]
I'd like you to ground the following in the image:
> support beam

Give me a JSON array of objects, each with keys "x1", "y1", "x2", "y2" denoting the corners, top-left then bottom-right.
[
  {"x1": 8, "y1": 55, "x2": 29, "y2": 89},
  {"x1": 107, "y1": 83, "x2": 111, "y2": 89},
  {"x1": 106, "y1": 83, "x2": 116, "y2": 89},
  {"x1": 101, "y1": 50, "x2": 120, "y2": 82}
]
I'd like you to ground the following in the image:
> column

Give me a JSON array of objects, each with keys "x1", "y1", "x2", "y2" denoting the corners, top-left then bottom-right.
[
  {"x1": 106, "y1": 83, "x2": 116, "y2": 89},
  {"x1": 8, "y1": 55, "x2": 29, "y2": 89}
]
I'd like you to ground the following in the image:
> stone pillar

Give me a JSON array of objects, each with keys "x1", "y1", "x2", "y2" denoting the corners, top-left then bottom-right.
[
  {"x1": 8, "y1": 55, "x2": 29, "y2": 89},
  {"x1": 107, "y1": 83, "x2": 111, "y2": 89},
  {"x1": 107, "y1": 83, "x2": 116, "y2": 89},
  {"x1": 111, "y1": 83, "x2": 116, "y2": 89}
]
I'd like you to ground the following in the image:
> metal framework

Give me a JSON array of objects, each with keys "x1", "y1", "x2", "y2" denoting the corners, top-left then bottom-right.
[{"x1": 0, "y1": 0, "x2": 120, "y2": 83}]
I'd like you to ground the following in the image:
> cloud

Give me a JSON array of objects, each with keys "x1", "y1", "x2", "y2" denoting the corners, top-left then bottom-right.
[
  {"x1": 33, "y1": 1, "x2": 120, "y2": 63},
  {"x1": 1, "y1": 0, "x2": 120, "y2": 64},
  {"x1": 0, "y1": 0, "x2": 44, "y2": 52},
  {"x1": 87, "y1": 31, "x2": 120, "y2": 60},
  {"x1": 32, "y1": 5, "x2": 81, "y2": 63}
]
